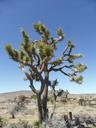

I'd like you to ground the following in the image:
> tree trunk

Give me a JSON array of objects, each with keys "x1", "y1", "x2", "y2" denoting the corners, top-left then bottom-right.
[
  {"x1": 37, "y1": 94, "x2": 43, "y2": 123},
  {"x1": 42, "y1": 69, "x2": 49, "y2": 121},
  {"x1": 12, "y1": 114, "x2": 15, "y2": 119},
  {"x1": 50, "y1": 100, "x2": 56, "y2": 119},
  {"x1": 50, "y1": 90, "x2": 57, "y2": 119},
  {"x1": 42, "y1": 84, "x2": 48, "y2": 121}
]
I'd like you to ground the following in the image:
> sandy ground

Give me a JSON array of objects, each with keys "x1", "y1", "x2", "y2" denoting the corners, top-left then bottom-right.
[{"x1": 0, "y1": 91, "x2": 96, "y2": 124}]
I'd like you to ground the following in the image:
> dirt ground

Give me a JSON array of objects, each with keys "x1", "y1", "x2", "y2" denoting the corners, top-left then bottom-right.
[{"x1": 0, "y1": 91, "x2": 96, "y2": 124}]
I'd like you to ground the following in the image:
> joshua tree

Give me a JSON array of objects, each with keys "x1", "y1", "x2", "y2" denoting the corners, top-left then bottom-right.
[
  {"x1": 49, "y1": 79, "x2": 63, "y2": 119},
  {"x1": 5, "y1": 22, "x2": 87, "y2": 123},
  {"x1": 60, "y1": 90, "x2": 69, "y2": 102}
]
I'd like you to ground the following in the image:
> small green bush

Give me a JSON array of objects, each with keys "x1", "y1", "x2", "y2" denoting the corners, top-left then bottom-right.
[
  {"x1": 33, "y1": 121, "x2": 40, "y2": 128},
  {"x1": 7, "y1": 123, "x2": 18, "y2": 128},
  {"x1": 7, "y1": 120, "x2": 33, "y2": 128},
  {"x1": 30, "y1": 95, "x2": 37, "y2": 100},
  {"x1": 47, "y1": 96, "x2": 53, "y2": 103},
  {"x1": 0, "y1": 116, "x2": 8, "y2": 127}
]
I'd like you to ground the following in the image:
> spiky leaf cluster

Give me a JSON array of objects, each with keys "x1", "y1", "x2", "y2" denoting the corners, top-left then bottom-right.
[
  {"x1": 50, "y1": 58, "x2": 62, "y2": 66},
  {"x1": 50, "y1": 79, "x2": 58, "y2": 88},
  {"x1": 36, "y1": 41, "x2": 53, "y2": 60},
  {"x1": 33, "y1": 23, "x2": 50, "y2": 41},
  {"x1": 5, "y1": 22, "x2": 87, "y2": 86},
  {"x1": 56, "y1": 28, "x2": 64, "y2": 40},
  {"x1": 70, "y1": 76, "x2": 83, "y2": 84},
  {"x1": 67, "y1": 54, "x2": 82, "y2": 62},
  {"x1": 72, "y1": 63, "x2": 87, "y2": 73}
]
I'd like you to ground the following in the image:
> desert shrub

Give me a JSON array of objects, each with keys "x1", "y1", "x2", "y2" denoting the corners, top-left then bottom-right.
[
  {"x1": 33, "y1": 121, "x2": 47, "y2": 128},
  {"x1": 0, "y1": 116, "x2": 8, "y2": 127},
  {"x1": 33, "y1": 121, "x2": 40, "y2": 128},
  {"x1": 13, "y1": 97, "x2": 18, "y2": 103},
  {"x1": 30, "y1": 95, "x2": 37, "y2": 100},
  {"x1": 18, "y1": 95, "x2": 27, "y2": 102},
  {"x1": 8, "y1": 103, "x2": 20, "y2": 119},
  {"x1": 19, "y1": 120, "x2": 29, "y2": 128},
  {"x1": 13, "y1": 95, "x2": 27, "y2": 107},
  {"x1": 7, "y1": 120, "x2": 33, "y2": 128},
  {"x1": 13, "y1": 95, "x2": 27, "y2": 105},
  {"x1": 8, "y1": 102, "x2": 26, "y2": 119},
  {"x1": 47, "y1": 96, "x2": 53, "y2": 103},
  {"x1": 7, "y1": 123, "x2": 18, "y2": 128},
  {"x1": 8, "y1": 95, "x2": 27, "y2": 119}
]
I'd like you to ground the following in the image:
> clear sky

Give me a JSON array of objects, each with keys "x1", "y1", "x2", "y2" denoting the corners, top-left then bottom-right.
[{"x1": 0, "y1": 0, "x2": 96, "y2": 93}]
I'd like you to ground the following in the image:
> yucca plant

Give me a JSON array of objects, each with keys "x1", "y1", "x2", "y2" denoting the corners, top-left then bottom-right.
[{"x1": 5, "y1": 22, "x2": 87, "y2": 124}]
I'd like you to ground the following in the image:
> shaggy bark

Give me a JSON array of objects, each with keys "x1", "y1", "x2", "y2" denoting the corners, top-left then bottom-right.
[{"x1": 37, "y1": 94, "x2": 43, "y2": 123}]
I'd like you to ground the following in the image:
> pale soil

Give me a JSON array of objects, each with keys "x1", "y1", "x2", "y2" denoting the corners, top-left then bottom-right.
[{"x1": 0, "y1": 91, "x2": 96, "y2": 124}]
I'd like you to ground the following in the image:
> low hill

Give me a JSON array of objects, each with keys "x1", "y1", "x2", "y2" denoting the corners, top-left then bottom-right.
[
  {"x1": 0, "y1": 90, "x2": 96, "y2": 102},
  {"x1": 0, "y1": 90, "x2": 33, "y2": 102}
]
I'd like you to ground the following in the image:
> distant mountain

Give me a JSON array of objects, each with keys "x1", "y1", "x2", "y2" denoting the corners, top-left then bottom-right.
[
  {"x1": 0, "y1": 90, "x2": 33, "y2": 101},
  {"x1": 0, "y1": 90, "x2": 96, "y2": 102}
]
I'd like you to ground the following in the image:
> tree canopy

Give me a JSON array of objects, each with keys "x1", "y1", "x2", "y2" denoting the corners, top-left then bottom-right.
[
  {"x1": 5, "y1": 23, "x2": 87, "y2": 87},
  {"x1": 5, "y1": 22, "x2": 87, "y2": 123}
]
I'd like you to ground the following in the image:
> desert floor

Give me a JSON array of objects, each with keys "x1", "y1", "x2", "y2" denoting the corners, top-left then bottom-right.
[{"x1": 0, "y1": 91, "x2": 96, "y2": 125}]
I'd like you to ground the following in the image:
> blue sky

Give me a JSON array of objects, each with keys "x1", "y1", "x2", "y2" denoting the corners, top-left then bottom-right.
[{"x1": 0, "y1": 0, "x2": 96, "y2": 93}]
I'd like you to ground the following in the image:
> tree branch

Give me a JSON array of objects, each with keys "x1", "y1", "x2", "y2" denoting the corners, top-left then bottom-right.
[
  {"x1": 49, "y1": 65, "x2": 74, "y2": 72},
  {"x1": 60, "y1": 69, "x2": 70, "y2": 77},
  {"x1": 29, "y1": 80, "x2": 38, "y2": 94},
  {"x1": 32, "y1": 52, "x2": 40, "y2": 66}
]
